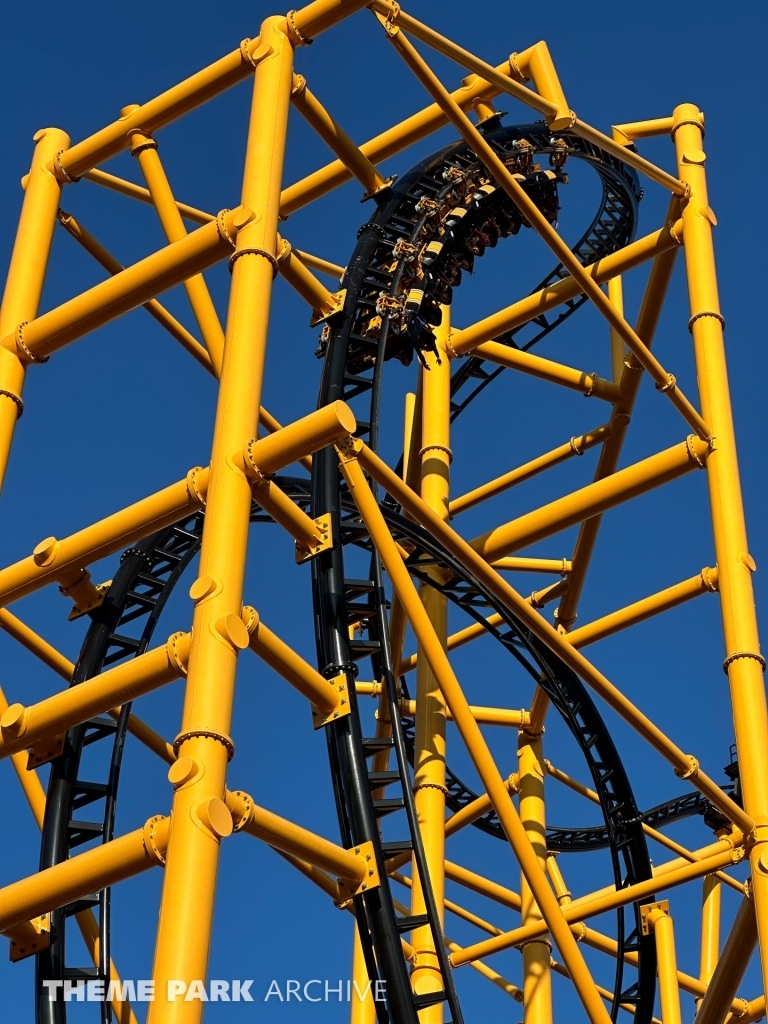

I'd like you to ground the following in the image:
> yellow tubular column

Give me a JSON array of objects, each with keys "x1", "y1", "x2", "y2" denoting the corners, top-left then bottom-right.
[
  {"x1": 612, "y1": 118, "x2": 675, "y2": 145},
  {"x1": 0, "y1": 127, "x2": 69, "y2": 494},
  {"x1": 400, "y1": 702, "x2": 529, "y2": 728},
  {"x1": 410, "y1": 310, "x2": 451, "y2": 1020},
  {"x1": 5, "y1": 207, "x2": 251, "y2": 362},
  {"x1": 644, "y1": 904, "x2": 682, "y2": 1024},
  {"x1": 0, "y1": 685, "x2": 47, "y2": 826},
  {"x1": 449, "y1": 425, "x2": 610, "y2": 517},
  {"x1": 147, "y1": 18, "x2": 294, "y2": 1023},
  {"x1": 131, "y1": 129, "x2": 225, "y2": 374},
  {"x1": 337, "y1": 446, "x2": 612, "y2": 1024},
  {"x1": 244, "y1": 609, "x2": 346, "y2": 718},
  {"x1": 447, "y1": 223, "x2": 681, "y2": 357},
  {"x1": 697, "y1": 876, "x2": 720, "y2": 1011},
  {"x1": 226, "y1": 792, "x2": 366, "y2": 883},
  {"x1": 82, "y1": 168, "x2": 215, "y2": 224},
  {"x1": 694, "y1": 892, "x2": 757, "y2": 1024},
  {"x1": 470, "y1": 341, "x2": 620, "y2": 403},
  {"x1": 0, "y1": 609, "x2": 74, "y2": 679},
  {"x1": 565, "y1": 568, "x2": 719, "y2": 649},
  {"x1": 257, "y1": 406, "x2": 313, "y2": 472},
  {"x1": 518, "y1": 733, "x2": 552, "y2": 1024},
  {"x1": 274, "y1": 235, "x2": 344, "y2": 323},
  {"x1": 0, "y1": 632, "x2": 189, "y2": 761},
  {"x1": 291, "y1": 249, "x2": 345, "y2": 279},
  {"x1": 608, "y1": 277, "x2": 626, "y2": 383},
  {"x1": 0, "y1": 469, "x2": 210, "y2": 608},
  {"x1": 673, "y1": 102, "x2": 768, "y2": 990}
]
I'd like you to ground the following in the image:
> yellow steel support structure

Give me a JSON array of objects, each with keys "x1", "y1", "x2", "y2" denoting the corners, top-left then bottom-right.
[
  {"x1": 410, "y1": 311, "x2": 451, "y2": 1019},
  {"x1": 351, "y1": 923, "x2": 377, "y2": 1024},
  {"x1": 518, "y1": 732, "x2": 552, "y2": 1024},
  {"x1": 641, "y1": 903, "x2": 683, "y2": 1024},
  {"x1": 131, "y1": 130, "x2": 226, "y2": 373},
  {"x1": 697, "y1": 876, "x2": 721, "y2": 1011},
  {"x1": 694, "y1": 892, "x2": 757, "y2": 1024},
  {"x1": 672, "y1": 101, "x2": 768, "y2": 993},
  {"x1": 0, "y1": 127, "x2": 69, "y2": 493},
  {"x1": 355, "y1": 440, "x2": 748, "y2": 831},
  {"x1": 146, "y1": 17, "x2": 295, "y2": 1020},
  {"x1": 0, "y1": 8, "x2": 762, "y2": 1024},
  {"x1": 338, "y1": 443, "x2": 613, "y2": 1024}
]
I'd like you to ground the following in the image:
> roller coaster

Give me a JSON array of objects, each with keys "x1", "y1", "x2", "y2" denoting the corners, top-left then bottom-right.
[{"x1": 0, "y1": 2, "x2": 764, "y2": 1023}]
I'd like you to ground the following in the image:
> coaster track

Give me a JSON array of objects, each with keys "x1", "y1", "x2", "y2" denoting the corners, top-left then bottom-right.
[{"x1": 38, "y1": 123, "x2": 702, "y2": 1024}]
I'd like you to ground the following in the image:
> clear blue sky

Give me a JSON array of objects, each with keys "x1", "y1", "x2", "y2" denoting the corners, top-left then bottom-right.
[{"x1": 1, "y1": 0, "x2": 766, "y2": 1020}]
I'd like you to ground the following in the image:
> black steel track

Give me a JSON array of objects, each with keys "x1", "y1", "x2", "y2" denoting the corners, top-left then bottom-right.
[
  {"x1": 36, "y1": 121, "x2": 666, "y2": 1022},
  {"x1": 36, "y1": 515, "x2": 205, "y2": 1024},
  {"x1": 33, "y1": 475, "x2": 719, "y2": 1023},
  {"x1": 311, "y1": 122, "x2": 653, "y2": 1023},
  {"x1": 343, "y1": 491, "x2": 660, "y2": 1021}
]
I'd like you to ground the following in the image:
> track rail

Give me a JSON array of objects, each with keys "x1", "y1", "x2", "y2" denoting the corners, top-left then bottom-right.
[
  {"x1": 38, "y1": 122, "x2": 660, "y2": 1021},
  {"x1": 312, "y1": 124, "x2": 652, "y2": 1022},
  {"x1": 37, "y1": 516, "x2": 205, "y2": 1023}
]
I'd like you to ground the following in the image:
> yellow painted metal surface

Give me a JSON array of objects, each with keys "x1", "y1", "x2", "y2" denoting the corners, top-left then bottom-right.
[{"x1": 0, "y1": 9, "x2": 762, "y2": 1023}]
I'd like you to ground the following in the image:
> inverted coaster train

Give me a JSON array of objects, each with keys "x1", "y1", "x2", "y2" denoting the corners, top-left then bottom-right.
[{"x1": 0, "y1": 1, "x2": 764, "y2": 1022}]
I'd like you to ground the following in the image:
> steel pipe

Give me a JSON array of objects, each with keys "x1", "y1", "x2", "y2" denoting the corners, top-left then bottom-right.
[
  {"x1": 0, "y1": 609, "x2": 74, "y2": 680},
  {"x1": 57, "y1": 209, "x2": 215, "y2": 374},
  {"x1": 244, "y1": 607, "x2": 344, "y2": 716},
  {"x1": 470, "y1": 341, "x2": 620, "y2": 403},
  {"x1": 566, "y1": 568, "x2": 719, "y2": 649},
  {"x1": 132, "y1": 132, "x2": 226, "y2": 373},
  {"x1": 645, "y1": 905, "x2": 683, "y2": 1024},
  {"x1": 290, "y1": 75, "x2": 387, "y2": 195},
  {"x1": 227, "y1": 791, "x2": 366, "y2": 884},
  {"x1": 0, "y1": 817, "x2": 169, "y2": 933},
  {"x1": 468, "y1": 436, "x2": 709, "y2": 564},
  {"x1": 449, "y1": 847, "x2": 737, "y2": 967},
  {"x1": 450, "y1": 425, "x2": 610, "y2": 517},
  {"x1": 338, "y1": 443, "x2": 613, "y2": 1024},
  {"x1": 354, "y1": 438, "x2": 751, "y2": 832},
  {"x1": 6, "y1": 207, "x2": 252, "y2": 362},
  {"x1": 695, "y1": 895, "x2": 758, "y2": 1024},
  {"x1": 0, "y1": 633, "x2": 189, "y2": 760},
  {"x1": 0, "y1": 128, "x2": 69, "y2": 494},
  {"x1": 448, "y1": 225, "x2": 681, "y2": 357}
]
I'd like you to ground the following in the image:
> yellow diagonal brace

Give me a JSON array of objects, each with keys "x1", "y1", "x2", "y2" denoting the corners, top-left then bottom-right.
[
  {"x1": 57, "y1": 209, "x2": 215, "y2": 374},
  {"x1": 378, "y1": 20, "x2": 708, "y2": 439},
  {"x1": 354, "y1": 438, "x2": 752, "y2": 832},
  {"x1": 448, "y1": 223, "x2": 681, "y2": 357},
  {"x1": 337, "y1": 440, "x2": 612, "y2": 1024}
]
